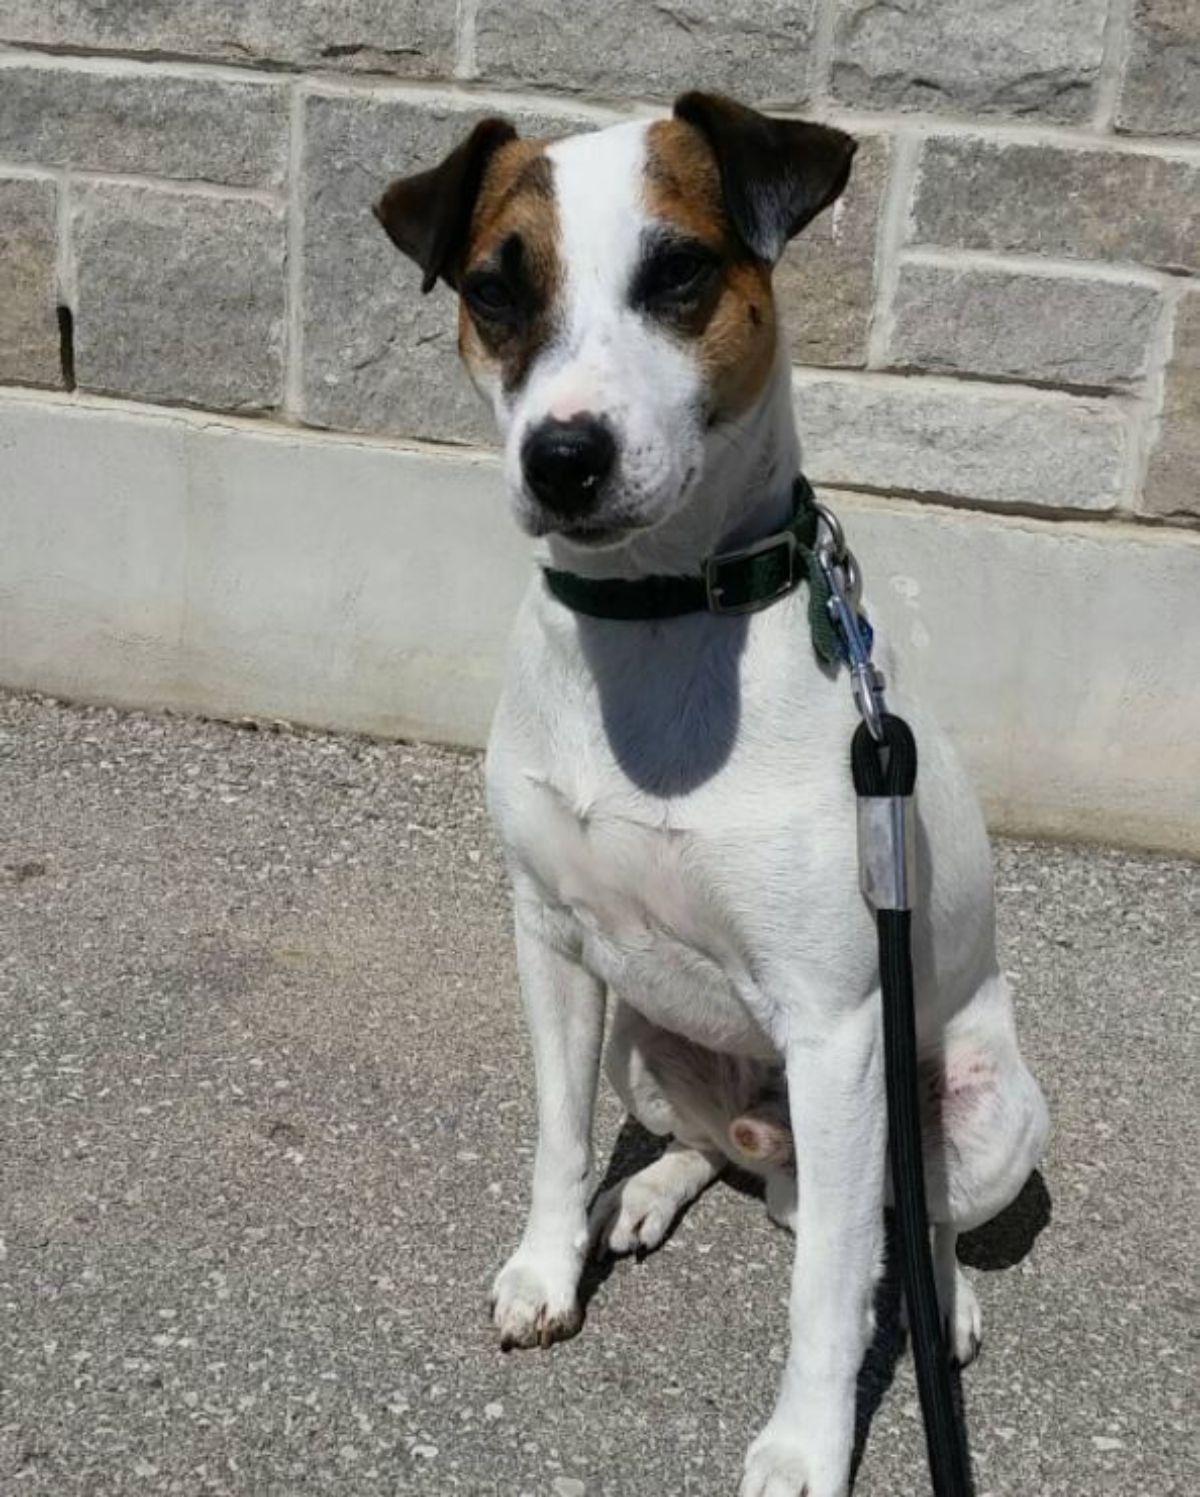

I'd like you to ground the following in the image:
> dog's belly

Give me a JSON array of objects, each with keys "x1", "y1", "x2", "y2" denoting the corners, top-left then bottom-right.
[{"x1": 513, "y1": 777, "x2": 779, "y2": 1059}]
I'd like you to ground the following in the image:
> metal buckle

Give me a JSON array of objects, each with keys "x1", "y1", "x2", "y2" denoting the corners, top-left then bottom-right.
[
  {"x1": 704, "y1": 532, "x2": 799, "y2": 615},
  {"x1": 813, "y1": 502, "x2": 888, "y2": 743}
]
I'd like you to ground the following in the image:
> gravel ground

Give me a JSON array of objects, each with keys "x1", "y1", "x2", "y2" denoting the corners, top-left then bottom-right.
[{"x1": 0, "y1": 690, "x2": 1195, "y2": 1497}]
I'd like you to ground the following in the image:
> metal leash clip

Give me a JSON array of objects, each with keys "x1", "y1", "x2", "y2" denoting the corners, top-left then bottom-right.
[{"x1": 813, "y1": 502, "x2": 888, "y2": 743}]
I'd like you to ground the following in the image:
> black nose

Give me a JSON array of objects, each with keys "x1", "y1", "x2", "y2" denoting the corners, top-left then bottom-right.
[{"x1": 521, "y1": 416, "x2": 616, "y2": 517}]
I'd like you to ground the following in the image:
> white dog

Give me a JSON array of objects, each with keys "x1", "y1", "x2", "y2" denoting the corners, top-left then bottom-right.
[{"x1": 378, "y1": 93, "x2": 1049, "y2": 1497}]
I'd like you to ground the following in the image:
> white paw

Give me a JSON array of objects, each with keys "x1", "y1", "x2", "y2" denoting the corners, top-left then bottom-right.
[
  {"x1": 900, "y1": 1266, "x2": 983, "y2": 1367},
  {"x1": 740, "y1": 1428, "x2": 847, "y2": 1497},
  {"x1": 948, "y1": 1271, "x2": 983, "y2": 1367},
  {"x1": 765, "y1": 1170, "x2": 797, "y2": 1233},
  {"x1": 589, "y1": 1172, "x2": 683, "y2": 1256},
  {"x1": 490, "y1": 1250, "x2": 581, "y2": 1350}
]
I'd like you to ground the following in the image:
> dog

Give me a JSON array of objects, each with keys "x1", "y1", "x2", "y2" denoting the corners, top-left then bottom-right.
[{"x1": 376, "y1": 93, "x2": 1049, "y2": 1497}]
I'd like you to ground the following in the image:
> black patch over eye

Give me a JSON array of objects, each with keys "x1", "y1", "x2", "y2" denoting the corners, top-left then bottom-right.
[
  {"x1": 632, "y1": 235, "x2": 720, "y2": 312},
  {"x1": 462, "y1": 272, "x2": 517, "y2": 320},
  {"x1": 462, "y1": 233, "x2": 535, "y2": 327}
]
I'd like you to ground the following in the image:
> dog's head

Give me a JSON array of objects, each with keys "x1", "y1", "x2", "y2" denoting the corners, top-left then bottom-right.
[{"x1": 376, "y1": 95, "x2": 854, "y2": 547}]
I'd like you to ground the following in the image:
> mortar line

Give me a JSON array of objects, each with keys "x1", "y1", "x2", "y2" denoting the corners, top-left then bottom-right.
[
  {"x1": 454, "y1": 0, "x2": 480, "y2": 82},
  {"x1": 53, "y1": 167, "x2": 76, "y2": 309},
  {"x1": 0, "y1": 46, "x2": 284, "y2": 87},
  {"x1": 866, "y1": 132, "x2": 919, "y2": 369},
  {"x1": 897, "y1": 245, "x2": 1183, "y2": 292},
  {"x1": 298, "y1": 73, "x2": 631, "y2": 123},
  {"x1": 0, "y1": 160, "x2": 58, "y2": 183},
  {"x1": 806, "y1": 0, "x2": 840, "y2": 108},
  {"x1": 0, "y1": 159, "x2": 284, "y2": 203},
  {"x1": 784, "y1": 108, "x2": 1200, "y2": 162},
  {"x1": 266, "y1": 78, "x2": 1200, "y2": 159},
  {"x1": 813, "y1": 478, "x2": 1198, "y2": 537},
  {"x1": 283, "y1": 83, "x2": 307, "y2": 422},
  {"x1": 0, "y1": 382, "x2": 503, "y2": 461},
  {"x1": 815, "y1": 478, "x2": 1123, "y2": 526},
  {"x1": 1120, "y1": 281, "x2": 1184, "y2": 514},
  {"x1": 0, "y1": 39, "x2": 371, "y2": 81},
  {"x1": 1092, "y1": 0, "x2": 1134, "y2": 132},
  {"x1": 810, "y1": 103, "x2": 1200, "y2": 161},
  {"x1": 792, "y1": 363, "x2": 1122, "y2": 412}
]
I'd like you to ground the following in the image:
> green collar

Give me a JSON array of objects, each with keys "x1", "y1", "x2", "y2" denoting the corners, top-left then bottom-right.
[{"x1": 542, "y1": 474, "x2": 839, "y2": 663}]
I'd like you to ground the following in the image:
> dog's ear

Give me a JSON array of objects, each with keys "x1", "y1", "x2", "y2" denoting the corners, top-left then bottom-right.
[
  {"x1": 374, "y1": 117, "x2": 518, "y2": 293},
  {"x1": 673, "y1": 92, "x2": 856, "y2": 264}
]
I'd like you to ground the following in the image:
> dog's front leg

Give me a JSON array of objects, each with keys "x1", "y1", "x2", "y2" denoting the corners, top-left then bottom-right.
[
  {"x1": 491, "y1": 888, "x2": 606, "y2": 1350},
  {"x1": 742, "y1": 1000, "x2": 886, "y2": 1497}
]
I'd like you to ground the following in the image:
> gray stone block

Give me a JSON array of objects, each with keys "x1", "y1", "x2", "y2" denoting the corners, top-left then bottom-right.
[
  {"x1": 830, "y1": 0, "x2": 1107, "y2": 121},
  {"x1": 888, "y1": 264, "x2": 1162, "y2": 391},
  {"x1": 0, "y1": 62, "x2": 288, "y2": 188},
  {"x1": 301, "y1": 94, "x2": 591, "y2": 444},
  {"x1": 1116, "y1": 0, "x2": 1200, "y2": 137},
  {"x1": 0, "y1": 0, "x2": 455, "y2": 78},
  {"x1": 775, "y1": 133, "x2": 889, "y2": 369},
  {"x1": 0, "y1": 176, "x2": 61, "y2": 388},
  {"x1": 475, "y1": 0, "x2": 816, "y2": 106},
  {"x1": 1142, "y1": 291, "x2": 1200, "y2": 519},
  {"x1": 72, "y1": 184, "x2": 285, "y2": 411},
  {"x1": 795, "y1": 373, "x2": 1125, "y2": 512},
  {"x1": 911, "y1": 137, "x2": 1200, "y2": 275}
]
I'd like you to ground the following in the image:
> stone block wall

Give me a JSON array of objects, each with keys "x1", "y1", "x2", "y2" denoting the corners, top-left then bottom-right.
[
  {"x1": 1, "y1": 0, "x2": 1196, "y2": 523},
  {"x1": 1, "y1": 3, "x2": 1199, "y2": 853}
]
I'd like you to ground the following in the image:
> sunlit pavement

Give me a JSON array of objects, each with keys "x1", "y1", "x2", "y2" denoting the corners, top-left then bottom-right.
[{"x1": 1, "y1": 690, "x2": 1194, "y2": 1495}]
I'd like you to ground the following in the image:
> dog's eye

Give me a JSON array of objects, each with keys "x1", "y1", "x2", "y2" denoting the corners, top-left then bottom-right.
[
  {"x1": 656, "y1": 250, "x2": 708, "y2": 294},
  {"x1": 463, "y1": 273, "x2": 518, "y2": 320},
  {"x1": 650, "y1": 248, "x2": 715, "y2": 299},
  {"x1": 634, "y1": 243, "x2": 718, "y2": 311}
]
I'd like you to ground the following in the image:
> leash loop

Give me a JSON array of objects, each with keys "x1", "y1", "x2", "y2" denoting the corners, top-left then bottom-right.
[{"x1": 854, "y1": 716, "x2": 918, "y2": 912}]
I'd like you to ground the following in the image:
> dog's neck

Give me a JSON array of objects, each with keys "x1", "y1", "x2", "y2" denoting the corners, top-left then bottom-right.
[{"x1": 540, "y1": 350, "x2": 800, "y2": 583}]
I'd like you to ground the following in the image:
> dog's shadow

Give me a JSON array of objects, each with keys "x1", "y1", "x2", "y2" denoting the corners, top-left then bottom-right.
[{"x1": 582, "y1": 1119, "x2": 1052, "y2": 1490}]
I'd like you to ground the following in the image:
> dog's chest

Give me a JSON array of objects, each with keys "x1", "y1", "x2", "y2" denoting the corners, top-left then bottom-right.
[
  {"x1": 488, "y1": 592, "x2": 868, "y2": 1054},
  {"x1": 496, "y1": 738, "x2": 788, "y2": 1057}
]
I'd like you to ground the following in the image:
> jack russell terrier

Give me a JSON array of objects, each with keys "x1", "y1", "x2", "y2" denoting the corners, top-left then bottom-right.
[{"x1": 377, "y1": 92, "x2": 1049, "y2": 1497}]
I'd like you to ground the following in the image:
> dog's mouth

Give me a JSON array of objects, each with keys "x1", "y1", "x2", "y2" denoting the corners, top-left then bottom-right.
[
  {"x1": 525, "y1": 508, "x2": 642, "y2": 548},
  {"x1": 553, "y1": 518, "x2": 636, "y2": 548},
  {"x1": 520, "y1": 466, "x2": 701, "y2": 549}
]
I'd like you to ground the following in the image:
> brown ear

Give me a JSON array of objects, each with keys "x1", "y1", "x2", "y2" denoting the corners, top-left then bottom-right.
[
  {"x1": 374, "y1": 117, "x2": 518, "y2": 293},
  {"x1": 673, "y1": 93, "x2": 856, "y2": 263}
]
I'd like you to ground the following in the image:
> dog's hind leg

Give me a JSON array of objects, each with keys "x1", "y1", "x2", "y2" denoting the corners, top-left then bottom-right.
[
  {"x1": 591, "y1": 1001, "x2": 751, "y2": 1255},
  {"x1": 921, "y1": 1016, "x2": 1049, "y2": 1234},
  {"x1": 933, "y1": 1223, "x2": 983, "y2": 1366},
  {"x1": 761, "y1": 999, "x2": 1046, "y2": 1367},
  {"x1": 913, "y1": 978, "x2": 1050, "y2": 1364}
]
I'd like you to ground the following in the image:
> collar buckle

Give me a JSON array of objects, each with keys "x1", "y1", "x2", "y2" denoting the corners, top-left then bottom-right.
[{"x1": 704, "y1": 531, "x2": 800, "y2": 616}]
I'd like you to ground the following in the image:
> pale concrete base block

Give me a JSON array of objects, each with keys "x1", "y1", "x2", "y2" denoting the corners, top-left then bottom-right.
[
  {"x1": 0, "y1": 393, "x2": 529, "y2": 746},
  {"x1": 1, "y1": 393, "x2": 1197, "y2": 853},
  {"x1": 844, "y1": 495, "x2": 1200, "y2": 854}
]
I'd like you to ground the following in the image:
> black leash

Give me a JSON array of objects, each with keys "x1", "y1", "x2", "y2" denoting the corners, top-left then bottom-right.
[
  {"x1": 813, "y1": 504, "x2": 973, "y2": 1494},
  {"x1": 852, "y1": 715, "x2": 974, "y2": 1497}
]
